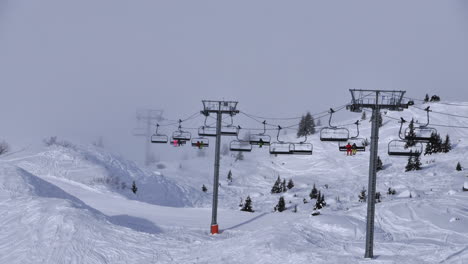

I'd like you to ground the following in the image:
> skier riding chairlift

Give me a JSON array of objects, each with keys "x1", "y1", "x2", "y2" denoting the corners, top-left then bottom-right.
[
  {"x1": 352, "y1": 143, "x2": 357, "y2": 155},
  {"x1": 259, "y1": 138, "x2": 264, "y2": 148},
  {"x1": 345, "y1": 142, "x2": 352, "y2": 156}
]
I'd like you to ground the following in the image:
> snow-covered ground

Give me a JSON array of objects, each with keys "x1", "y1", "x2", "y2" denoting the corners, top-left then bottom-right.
[{"x1": 0, "y1": 101, "x2": 467, "y2": 263}]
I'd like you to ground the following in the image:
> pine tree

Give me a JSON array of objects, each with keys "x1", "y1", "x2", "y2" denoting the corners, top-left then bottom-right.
[
  {"x1": 309, "y1": 184, "x2": 318, "y2": 199},
  {"x1": 358, "y1": 188, "x2": 366, "y2": 202},
  {"x1": 430, "y1": 95, "x2": 441, "y2": 102},
  {"x1": 303, "y1": 198, "x2": 308, "y2": 204},
  {"x1": 227, "y1": 170, "x2": 233, "y2": 183},
  {"x1": 304, "y1": 112, "x2": 316, "y2": 135},
  {"x1": 456, "y1": 162, "x2": 463, "y2": 171},
  {"x1": 241, "y1": 196, "x2": 254, "y2": 212},
  {"x1": 361, "y1": 111, "x2": 367, "y2": 120},
  {"x1": 131, "y1": 181, "x2": 138, "y2": 194},
  {"x1": 314, "y1": 193, "x2": 326, "y2": 210},
  {"x1": 287, "y1": 179, "x2": 294, "y2": 190},
  {"x1": 276, "y1": 196, "x2": 286, "y2": 212},
  {"x1": 405, "y1": 156, "x2": 414, "y2": 172},
  {"x1": 387, "y1": 187, "x2": 396, "y2": 195},
  {"x1": 271, "y1": 176, "x2": 282, "y2": 194},
  {"x1": 202, "y1": 184, "x2": 208, "y2": 192},
  {"x1": 405, "y1": 119, "x2": 417, "y2": 147},
  {"x1": 413, "y1": 155, "x2": 422, "y2": 170},
  {"x1": 297, "y1": 112, "x2": 316, "y2": 137},
  {"x1": 281, "y1": 179, "x2": 287, "y2": 192},
  {"x1": 424, "y1": 94, "x2": 430, "y2": 103},
  {"x1": 442, "y1": 134, "x2": 452, "y2": 153},
  {"x1": 376, "y1": 156, "x2": 383, "y2": 172},
  {"x1": 297, "y1": 115, "x2": 306, "y2": 138}
]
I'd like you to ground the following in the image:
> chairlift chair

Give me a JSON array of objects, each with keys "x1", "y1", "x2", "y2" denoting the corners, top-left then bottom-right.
[
  {"x1": 319, "y1": 108, "x2": 349, "y2": 142},
  {"x1": 221, "y1": 125, "x2": 238, "y2": 136},
  {"x1": 171, "y1": 120, "x2": 191, "y2": 142},
  {"x1": 191, "y1": 137, "x2": 209, "y2": 148},
  {"x1": 291, "y1": 142, "x2": 313, "y2": 155},
  {"x1": 150, "y1": 124, "x2": 169, "y2": 144},
  {"x1": 404, "y1": 107, "x2": 437, "y2": 142},
  {"x1": 338, "y1": 121, "x2": 366, "y2": 151},
  {"x1": 269, "y1": 126, "x2": 312, "y2": 155},
  {"x1": 198, "y1": 126, "x2": 217, "y2": 137},
  {"x1": 229, "y1": 126, "x2": 252, "y2": 152},
  {"x1": 249, "y1": 121, "x2": 271, "y2": 146},
  {"x1": 388, "y1": 140, "x2": 423, "y2": 157},
  {"x1": 388, "y1": 118, "x2": 423, "y2": 156}
]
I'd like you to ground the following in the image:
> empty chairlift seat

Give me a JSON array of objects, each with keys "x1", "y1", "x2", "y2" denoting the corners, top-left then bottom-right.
[
  {"x1": 230, "y1": 140, "x2": 252, "y2": 152},
  {"x1": 320, "y1": 127, "x2": 349, "y2": 142},
  {"x1": 172, "y1": 131, "x2": 191, "y2": 141},
  {"x1": 388, "y1": 140, "x2": 423, "y2": 156},
  {"x1": 269, "y1": 142, "x2": 293, "y2": 155},
  {"x1": 291, "y1": 143, "x2": 313, "y2": 155},
  {"x1": 151, "y1": 134, "x2": 168, "y2": 144},
  {"x1": 405, "y1": 127, "x2": 437, "y2": 142},
  {"x1": 198, "y1": 126, "x2": 217, "y2": 137},
  {"x1": 221, "y1": 125, "x2": 238, "y2": 136}
]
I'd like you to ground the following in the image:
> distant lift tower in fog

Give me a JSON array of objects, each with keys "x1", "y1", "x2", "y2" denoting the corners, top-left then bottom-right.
[
  {"x1": 347, "y1": 90, "x2": 410, "y2": 259},
  {"x1": 201, "y1": 100, "x2": 239, "y2": 234},
  {"x1": 133, "y1": 109, "x2": 164, "y2": 166}
]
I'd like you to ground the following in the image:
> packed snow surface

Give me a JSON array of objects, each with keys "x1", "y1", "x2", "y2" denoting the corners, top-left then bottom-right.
[{"x1": 1, "y1": 102, "x2": 467, "y2": 263}]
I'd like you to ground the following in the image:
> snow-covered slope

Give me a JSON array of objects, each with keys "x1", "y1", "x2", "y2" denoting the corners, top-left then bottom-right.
[
  {"x1": 2, "y1": 143, "x2": 193, "y2": 207},
  {"x1": 0, "y1": 101, "x2": 467, "y2": 263}
]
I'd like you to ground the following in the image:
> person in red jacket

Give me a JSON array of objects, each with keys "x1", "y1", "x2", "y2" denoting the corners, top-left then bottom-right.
[{"x1": 345, "y1": 142, "x2": 352, "y2": 156}]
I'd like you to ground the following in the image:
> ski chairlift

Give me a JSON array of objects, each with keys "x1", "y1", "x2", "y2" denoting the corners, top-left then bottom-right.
[
  {"x1": 172, "y1": 120, "x2": 191, "y2": 142},
  {"x1": 191, "y1": 138, "x2": 209, "y2": 148},
  {"x1": 221, "y1": 114, "x2": 239, "y2": 136},
  {"x1": 388, "y1": 118, "x2": 423, "y2": 156},
  {"x1": 229, "y1": 126, "x2": 252, "y2": 152},
  {"x1": 269, "y1": 126, "x2": 312, "y2": 155},
  {"x1": 151, "y1": 124, "x2": 168, "y2": 144},
  {"x1": 338, "y1": 121, "x2": 366, "y2": 152},
  {"x1": 249, "y1": 120, "x2": 271, "y2": 147},
  {"x1": 404, "y1": 106, "x2": 437, "y2": 142},
  {"x1": 320, "y1": 108, "x2": 349, "y2": 142}
]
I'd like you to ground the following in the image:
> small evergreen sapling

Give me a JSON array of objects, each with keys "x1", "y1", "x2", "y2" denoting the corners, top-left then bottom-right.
[
  {"x1": 314, "y1": 193, "x2": 326, "y2": 210},
  {"x1": 281, "y1": 179, "x2": 287, "y2": 192},
  {"x1": 287, "y1": 179, "x2": 294, "y2": 190},
  {"x1": 405, "y1": 119, "x2": 417, "y2": 148},
  {"x1": 456, "y1": 162, "x2": 463, "y2": 171},
  {"x1": 202, "y1": 184, "x2": 208, "y2": 192},
  {"x1": 424, "y1": 93, "x2": 430, "y2": 103},
  {"x1": 271, "y1": 176, "x2": 282, "y2": 194},
  {"x1": 358, "y1": 188, "x2": 367, "y2": 202},
  {"x1": 227, "y1": 170, "x2": 233, "y2": 183},
  {"x1": 376, "y1": 156, "x2": 383, "y2": 172},
  {"x1": 275, "y1": 196, "x2": 286, "y2": 212},
  {"x1": 303, "y1": 198, "x2": 308, "y2": 204},
  {"x1": 387, "y1": 187, "x2": 396, "y2": 195},
  {"x1": 375, "y1": 192, "x2": 381, "y2": 203},
  {"x1": 442, "y1": 134, "x2": 452, "y2": 153},
  {"x1": 131, "y1": 181, "x2": 138, "y2": 194},
  {"x1": 241, "y1": 196, "x2": 254, "y2": 212},
  {"x1": 309, "y1": 184, "x2": 318, "y2": 199}
]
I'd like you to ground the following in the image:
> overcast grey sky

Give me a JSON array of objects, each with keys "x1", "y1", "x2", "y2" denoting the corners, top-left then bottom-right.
[{"x1": 1, "y1": 0, "x2": 467, "y2": 163}]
